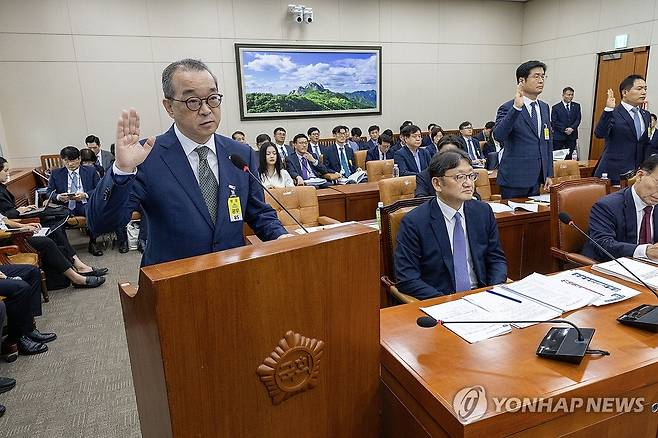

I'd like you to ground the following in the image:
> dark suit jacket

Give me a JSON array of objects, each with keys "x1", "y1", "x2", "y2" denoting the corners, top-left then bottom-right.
[
  {"x1": 582, "y1": 187, "x2": 658, "y2": 261},
  {"x1": 463, "y1": 137, "x2": 484, "y2": 160},
  {"x1": 98, "y1": 149, "x2": 115, "y2": 172},
  {"x1": 323, "y1": 144, "x2": 357, "y2": 174},
  {"x1": 594, "y1": 105, "x2": 651, "y2": 183},
  {"x1": 551, "y1": 101, "x2": 581, "y2": 141},
  {"x1": 394, "y1": 198, "x2": 507, "y2": 299},
  {"x1": 365, "y1": 146, "x2": 394, "y2": 162},
  {"x1": 424, "y1": 143, "x2": 438, "y2": 157},
  {"x1": 0, "y1": 184, "x2": 19, "y2": 218},
  {"x1": 47, "y1": 165, "x2": 100, "y2": 210},
  {"x1": 363, "y1": 139, "x2": 379, "y2": 151},
  {"x1": 285, "y1": 152, "x2": 329, "y2": 180},
  {"x1": 420, "y1": 135, "x2": 433, "y2": 147},
  {"x1": 394, "y1": 146, "x2": 431, "y2": 176},
  {"x1": 86, "y1": 126, "x2": 286, "y2": 266},
  {"x1": 493, "y1": 99, "x2": 554, "y2": 188},
  {"x1": 308, "y1": 143, "x2": 325, "y2": 159}
]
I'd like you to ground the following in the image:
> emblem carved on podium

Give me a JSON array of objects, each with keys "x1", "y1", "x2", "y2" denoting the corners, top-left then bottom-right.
[{"x1": 257, "y1": 330, "x2": 324, "y2": 405}]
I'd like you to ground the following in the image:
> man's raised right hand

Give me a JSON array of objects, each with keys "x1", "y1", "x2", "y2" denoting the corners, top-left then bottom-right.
[{"x1": 115, "y1": 108, "x2": 155, "y2": 173}]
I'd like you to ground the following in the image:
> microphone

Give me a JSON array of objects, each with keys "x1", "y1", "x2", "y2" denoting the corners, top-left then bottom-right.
[
  {"x1": 560, "y1": 211, "x2": 658, "y2": 332},
  {"x1": 417, "y1": 314, "x2": 604, "y2": 364},
  {"x1": 228, "y1": 154, "x2": 308, "y2": 234}
]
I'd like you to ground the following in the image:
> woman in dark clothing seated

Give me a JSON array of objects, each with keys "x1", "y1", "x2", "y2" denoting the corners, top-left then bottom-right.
[{"x1": 80, "y1": 148, "x2": 105, "y2": 178}]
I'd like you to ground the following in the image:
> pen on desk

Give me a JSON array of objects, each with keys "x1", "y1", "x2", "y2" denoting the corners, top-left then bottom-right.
[{"x1": 487, "y1": 289, "x2": 522, "y2": 303}]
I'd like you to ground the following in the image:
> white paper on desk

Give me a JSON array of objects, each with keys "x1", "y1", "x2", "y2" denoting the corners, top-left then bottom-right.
[
  {"x1": 528, "y1": 194, "x2": 551, "y2": 203},
  {"x1": 486, "y1": 202, "x2": 513, "y2": 214},
  {"x1": 294, "y1": 221, "x2": 356, "y2": 234},
  {"x1": 32, "y1": 227, "x2": 49, "y2": 237},
  {"x1": 592, "y1": 257, "x2": 658, "y2": 289},
  {"x1": 501, "y1": 273, "x2": 597, "y2": 312},
  {"x1": 463, "y1": 289, "x2": 561, "y2": 328},
  {"x1": 551, "y1": 270, "x2": 640, "y2": 306},
  {"x1": 420, "y1": 299, "x2": 511, "y2": 343},
  {"x1": 507, "y1": 201, "x2": 539, "y2": 212}
]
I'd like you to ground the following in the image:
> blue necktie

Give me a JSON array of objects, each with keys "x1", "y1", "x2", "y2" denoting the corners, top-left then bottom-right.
[
  {"x1": 68, "y1": 172, "x2": 78, "y2": 210},
  {"x1": 632, "y1": 107, "x2": 643, "y2": 140},
  {"x1": 452, "y1": 212, "x2": 471, "y2": 292},
  {"x1": 339, "y1": 147, "x2": 351, "y2": 177},
  {"x1": 530, "y1": 101, "x2": 539, "y2": 137},
  {"x1": 300, "y1": 157, "x2": 309, "y2": 179}
]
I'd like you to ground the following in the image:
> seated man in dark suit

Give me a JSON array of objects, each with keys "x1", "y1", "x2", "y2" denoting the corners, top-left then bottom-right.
[
  {"x1": 323, "y1": 125, "x2": 357, "y2": 177},
  {"x1": 307, "y1": 127, "x2": 325, "y2": 159},
  {"x1": 395, "y1": 151, "x2": 507, "y2": 299},
  {"x1": 47, "y1": 146, "x2": 128, "y2": 255},
  {"x1": 421, "y1": 123, "x2": 436, "y2": 147},
  {"x1": 364, "y1": 125, "x2": 380, "y2": 151},
  {"x1": 365, "y1": 133, "x2": 395, "y2": 162},
  {"x1": 85, "y1": 135, "x2": 114, "y2": 173},
  {"x1": 393, "y1": 124, "x2": 431, "y2": 176},
  {"x1": 583, "y1": 154, "x2": 658, "y2": 262},
  {"x1": 285, "y1": 134, "x2": 336, "y2": 188}
]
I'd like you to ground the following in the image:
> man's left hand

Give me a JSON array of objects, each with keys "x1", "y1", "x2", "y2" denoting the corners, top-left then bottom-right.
[{"x1": 543, "y1": 177, "x2": 553, "y2": 193}]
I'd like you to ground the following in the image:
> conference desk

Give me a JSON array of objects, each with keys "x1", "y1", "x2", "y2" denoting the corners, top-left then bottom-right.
[
  {"x1": 381, "y1": 266, "x2": 658, "y2": 437},
  {"x1": 488, "y1": 160, "x2": 598, "y2": 195}
]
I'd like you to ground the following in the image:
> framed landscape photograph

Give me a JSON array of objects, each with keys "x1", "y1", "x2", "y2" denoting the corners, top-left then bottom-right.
[{"x1": 235, "y1": 44, "x2": 382, "y2": 120}]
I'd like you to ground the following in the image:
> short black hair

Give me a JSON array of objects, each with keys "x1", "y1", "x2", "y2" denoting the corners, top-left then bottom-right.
[
  {"x1": 0, "y1": 157, "x2": 7, "y2": 172},
  {"x1": 85, "y1": 135, "x2": 100, "y2": 146},
  {"x1": 292, "y1": 133, "x2": 308, "y2": 143},
  {"x1": 274, "y1": 127, "x2": 286, "y2": 135},
  {"x1": 80, "y1": 148, "x2": 97, "y2": 163},
  {"x1": 640, "y1": 154, "x2": 658, "y2": 173},
  {"x1": 437, "y1": 134, "x2": 466, "y2": 153},
  {"x1": 620, "y1": 74, "x2": 645, "y2": 96},
  {"x1": 516, "y1": 60, "x2": 547, "y2": 82},
  {"x1": 651, "y1": 114, "x2": 657, "y2": 122},
  {"x1": 458, "y1": 121, "x2": 473, "y2": 130},
  {"x1": 351, "y1": 127, "x2": 362, "y2": 137},
  {"x1": 429, "y1": 150, "x2": 472, "y2": 178},
  {"x1": 430, "y1": 126, "x2": 445, "y2": 139},
  {"x1": 332, "y1": 125, "x2": 348, "y2": 135},
  {"x1": 307, "y1": 127, "x2": 319, "y2": 136},
  {"x1": 427, "y1": 123, "x2": 437, "y2": 131},
  {"x1": 399, "y1": 121, "x2": 413, "y2": 133},
  {"x1": 258, "y1": 142, "x2": 283, "y2": 176},
  {"x1": 382, "y1": 129, "x2": 393, "y2": 137},
  {"x1": 231, "y1": 131, "x2": 245, "y2": 140},
  {"x1": 484, "y1": 121, "x2": 495, "y2": 130},
  {"x1": 562, "y1": 86, "x2": 574, "y2": 94},
  {"x1": 379, "y1": 133, "x2": 393, "y2": 145},
  {"x1": 368, "y1": 125, "x2": 380, "y2": 133},
  {"x1": 60, "y1": 146, "x2": 80, "y2": 160},
  {"x1": 400, "y1": 124, "x2": 421, "y2": 138},
  {"x1": 256, "y1": 133, "x2": 271, "y2": 145}
]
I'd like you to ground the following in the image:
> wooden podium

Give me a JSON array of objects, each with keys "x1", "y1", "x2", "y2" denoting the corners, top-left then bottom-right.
[{"x1": 120, "y1": 224, "x2": 380, "y2": 437}]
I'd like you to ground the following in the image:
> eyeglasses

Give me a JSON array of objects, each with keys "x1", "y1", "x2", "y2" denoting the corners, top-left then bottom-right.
[
  {"x1": 528, "y1": 73, "x2": 547, "y2": 80},
  {"x1": 169, "y1": 93, "x2": 223, "y2": 111},
  {"x1": 443, "y1": 172, "x2": 479, "y2": 183}
]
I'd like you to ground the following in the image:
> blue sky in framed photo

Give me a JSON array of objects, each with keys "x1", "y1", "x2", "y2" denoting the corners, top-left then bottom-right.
[{"x1": 242, "y1": 50, "x2": 378, "y2": 95}]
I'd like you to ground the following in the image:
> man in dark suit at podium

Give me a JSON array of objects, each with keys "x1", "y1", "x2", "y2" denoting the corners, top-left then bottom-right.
[
  {"x1": 551, "y1": 87, "x2": 581, "y2": 158},
  {"x1": 594, "y1": 75, "x2": 651, "y2": 184},
  {"x1": 87, "y1": 59, "x2": 287, "y2": 266},
  {"x1": 395, "y1": 151, "x2": 507, "y2": 299},
  {"x1": 583, "y1": 154, "x2": 658, "y2": 262}
]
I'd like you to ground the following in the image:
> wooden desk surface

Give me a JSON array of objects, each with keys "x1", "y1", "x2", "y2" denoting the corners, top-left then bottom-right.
[
  {"x1": 330, "y1": 181, "x2": 380, "y2": 195},
  {"x1": 488, "y1": 160, "x2": 598, "y2": 196},
  {"x1": 380, "y1": 267, "x2": 658, "y2": 437}
]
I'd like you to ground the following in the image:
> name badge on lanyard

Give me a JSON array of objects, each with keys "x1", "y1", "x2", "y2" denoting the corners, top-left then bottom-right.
[
  {"x1": 227, "y1": 185, "x2": 242, "y2": 222},
  {"x1": 543, "y1": 124, "x2": 550, "y2": 140}
]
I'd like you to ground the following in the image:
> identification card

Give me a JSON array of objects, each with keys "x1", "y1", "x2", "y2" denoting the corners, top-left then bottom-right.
[
  {"x1": 228, "y1": 196, "x2": 243, "y2": 222},
  {"x1": 543, "y1": 125, "x2": 550, "y2": 140}
]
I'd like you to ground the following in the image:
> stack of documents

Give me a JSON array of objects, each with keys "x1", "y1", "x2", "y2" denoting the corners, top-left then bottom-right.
[
  {"x1": 592, "y1": 257, "x2": 658, "y2": 289},
  {"x1": 486, "y1": 201, "x2": 540, "y2": 214},
  {"x1": 552, "y1": 269, "x2": 640, "y2": 305}
]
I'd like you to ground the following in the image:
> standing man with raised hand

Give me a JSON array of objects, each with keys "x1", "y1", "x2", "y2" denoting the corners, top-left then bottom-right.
[
  {"x1": 594, "y1": 75, "x2": 651, "y2": 184},
  {"x1": 493, "y1": 60, "x2": 553, "y2": 199},
  {"x1": 87, "y1": 58, "x2": 287, "y2": 266},
  {"x1": 551, "y1": 87, "x2": 581, "y2": 158}
]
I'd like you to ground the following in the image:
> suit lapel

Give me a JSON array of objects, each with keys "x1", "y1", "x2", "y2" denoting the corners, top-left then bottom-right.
[
  {"x1": 159, "y1": 128, "x2": 214, "y2": 228},
  {"x1": 617, "y1": 105, "x2": 637, "y2": 136},
  {"x1": 624, "y1": 188, "x2": 638, "y2": 244},
  {"x1": 540, "y1": 101, "x2": 549, "y2": 135},
  {"x1": 429, "y1": 200, "x2": 455, "y2": 290},
  {"x1": 212, "y1": 136, "x2": 236, "y2": 238},
  {"x1": 520, "y1": 105, "x2": 539, "y2": 138}
]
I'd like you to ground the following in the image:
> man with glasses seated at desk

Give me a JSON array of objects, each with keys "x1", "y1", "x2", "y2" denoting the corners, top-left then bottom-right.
[
  {"x1": 285, "y1": 134, "x2": 336, "y2": 189},
  {"x1": 395, "y1": 151, "x2": 507, "y2": 300}
]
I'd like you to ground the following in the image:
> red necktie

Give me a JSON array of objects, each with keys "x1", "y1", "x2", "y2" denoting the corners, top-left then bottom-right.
[{"x1": 639, "y1": 205, "x2": 653, "y2": 244}]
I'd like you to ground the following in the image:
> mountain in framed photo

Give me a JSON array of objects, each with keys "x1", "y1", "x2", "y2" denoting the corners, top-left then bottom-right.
[{"x1": 235, "y1": 44, "x2": 382, "y2": 120}]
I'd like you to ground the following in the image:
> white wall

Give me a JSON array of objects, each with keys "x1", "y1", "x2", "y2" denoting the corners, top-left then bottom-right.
[
  {"x1": 521, "y1": 0, "x2": 658, "y2": 158},
  {"x1": 0, "y1": 0, "x2": 523, "y2": 167}
]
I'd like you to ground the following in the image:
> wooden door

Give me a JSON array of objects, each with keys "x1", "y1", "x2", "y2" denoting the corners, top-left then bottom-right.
[{"x1": 589, "y1": 46, "x2": 649, "y2": 160}]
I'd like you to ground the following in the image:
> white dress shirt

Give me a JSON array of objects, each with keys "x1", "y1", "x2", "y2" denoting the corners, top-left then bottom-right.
[
  {"x1": 260, "y1": 169, "x2": 294, "y2": 188},
  {"x1": 275, "y1": 142, "x2": 289, "y2": 160},
  {"x1": 174, "y1": 124, "x2": 219, "y2": 184},
  {"x1": 514, "y1": 95, "x2": 543, "y2": 136},
  {"x1": 603, "y1": 101, "x2": 646, "y2": 134},
  {"x1": 436, "y1": 197, "x2": 478, "y2": 289},
  {"x1": 309, "y1": 143, "x2": 322, "y2": 157},
  {"x1": 632, "y1": 185, "x2": 654, "y2": 258},
  {"x1": 67, "y1": 168, "x2": 85, "y2": 193},
  {"x1": 295, "y1": 152, "x2": 316, "y2": 178}
]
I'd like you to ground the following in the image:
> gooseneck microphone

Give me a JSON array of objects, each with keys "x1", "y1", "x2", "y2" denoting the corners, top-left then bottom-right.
[
  {"x1": 229, "y1": 154, "x2": 309, "y2": 234},
  {"x1": 558, "y1": 211, "x2": 658, "y2": 299}
]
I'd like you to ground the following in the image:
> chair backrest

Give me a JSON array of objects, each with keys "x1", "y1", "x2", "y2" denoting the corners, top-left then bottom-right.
[
  {"x1": 552, "y1": 160, "x2": 581, "y2": 185},
  {"x1": 550, "y1": 177, "x2": 611, "y2": 254},
  {"x1": 474, "y1": 168, "x2": 495, "y2": 201},
  {"x1": 40, "y1": 154, "x2": 62, "y2": 171},
  {"x1": 366, "y1": 159, "x2": 394, "y2": 183},
  {"x1": 264, "y1": 186, "x2": 321, "y2": 227},
  {"x1": 378, "y1": 176, "x2": 417, "y2": 206},
  {"x1": 380, "y1": 197, "x2": 433, "y2": 281},
  {"x1": 620, "y1": 169, "x2": 638, "y2": 188},
  {"x1": 354, "y1": 150, "x2": 367, "y2": 170}
]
